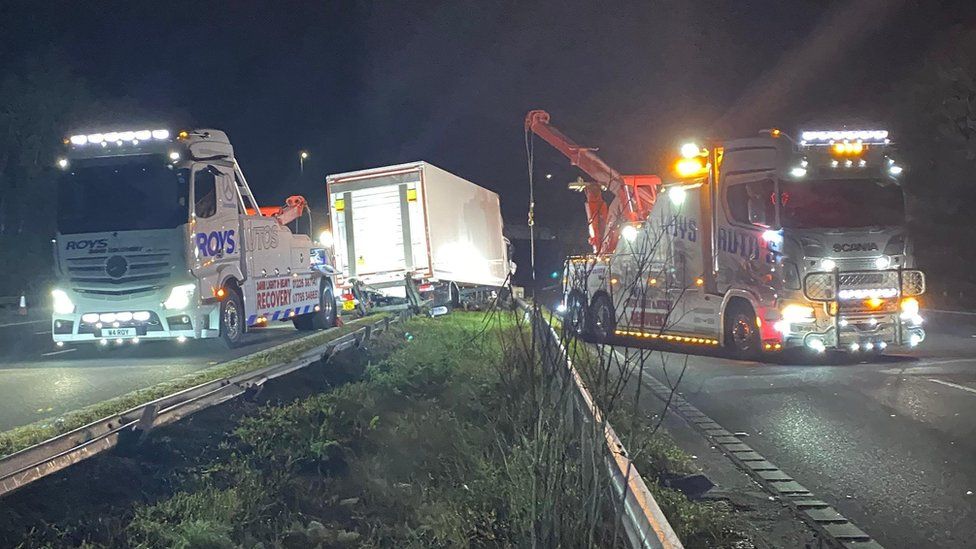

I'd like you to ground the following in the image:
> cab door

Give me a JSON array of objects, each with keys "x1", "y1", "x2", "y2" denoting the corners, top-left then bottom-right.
[{"x1": 189, "y1": 164, "x2": 242, "y2": 296}]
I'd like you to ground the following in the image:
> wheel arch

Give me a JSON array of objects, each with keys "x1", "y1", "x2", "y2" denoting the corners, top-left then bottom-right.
[{"x1": 719, "y1": 289, "x2": 762, "y2": 347}]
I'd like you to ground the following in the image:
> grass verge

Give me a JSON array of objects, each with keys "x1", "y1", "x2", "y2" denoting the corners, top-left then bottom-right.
[
  {"x1": 0, "y1": 315, "x2": 385, "y2": 459},
  {"x1": 16, "y1": 310, "x2": 744, "y2": 548}
]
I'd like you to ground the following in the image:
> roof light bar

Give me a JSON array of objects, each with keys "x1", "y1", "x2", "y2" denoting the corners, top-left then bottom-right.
[
  {"x1": 67, "y1": 128, "x2": 172, "y2": 147},
  {"x1": 801, "y1": 130, "x2": 889, "y2": 144}
]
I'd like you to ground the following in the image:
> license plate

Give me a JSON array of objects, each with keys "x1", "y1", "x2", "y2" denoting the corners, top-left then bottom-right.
[
  {"x1": 102, "y1": 328, "x2": 136, "y2": 338},
  {"x1": 342, "y1": 301, "x2": 356, "y2": 311}
]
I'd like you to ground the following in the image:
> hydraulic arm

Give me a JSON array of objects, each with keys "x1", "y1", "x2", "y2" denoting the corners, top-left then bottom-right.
[{"x1": 525, "y1": 109, "x2": 661, "y2": 254}]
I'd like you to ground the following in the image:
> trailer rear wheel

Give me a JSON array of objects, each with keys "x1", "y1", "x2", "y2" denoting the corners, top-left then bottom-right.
[
  {"x1": 587, "y1": 294, "x2": 616, "y2": 343},
  {"x1": 725, "y1": 302, "x2": 761, "y2": 360},
  {"x1": 220, "y1": 289, "x2": 246, "y2": 348},
  {"x1": 564, "y1": 291, "x2": 588, "y2": 337}
]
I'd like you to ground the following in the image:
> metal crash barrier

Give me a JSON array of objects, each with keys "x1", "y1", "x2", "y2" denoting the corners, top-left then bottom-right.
[{"x1": 522, "y1": 301, "x2": 683, "y2": 549}]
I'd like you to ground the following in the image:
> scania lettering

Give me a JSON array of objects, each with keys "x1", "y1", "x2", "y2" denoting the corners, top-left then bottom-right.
[
  {"x1": 527, "y1": 111, "x2": 925, "y2": 358},
  {"x1": 51, "y1": 128, "x2": 337, "y2": 348}
]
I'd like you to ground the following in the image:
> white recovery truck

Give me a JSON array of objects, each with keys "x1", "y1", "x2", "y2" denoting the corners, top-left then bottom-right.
[
  {"x1": 325, "y1": 161, "x2": 511, "y2": 312},
  {"x1": 51, "y1": 128, "x2": 337, "y2": 348},
  {"x1": 527, "y1": 110, "x2": 926, "y2": 358}
]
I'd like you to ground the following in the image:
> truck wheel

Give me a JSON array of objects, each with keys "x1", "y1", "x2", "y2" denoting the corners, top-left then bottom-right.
[
  {"x1": 294, "y1": 283, "x2": 337, "y2": 331},
  {"x1": 586, "y1": 294, "x2": 616, "y2": 343},
  {"x1": 313, "y1": 285, "x2": 338, "y2": 329},
  {"x1": 725, "y1": 302, "x2": 761, "y2": 360},
  {"x1": 563, "y1": 291, "x2": 587, "y2": 337},
  {"x1": 220, "y1": 289, "x2": 246, "y2": 348}
]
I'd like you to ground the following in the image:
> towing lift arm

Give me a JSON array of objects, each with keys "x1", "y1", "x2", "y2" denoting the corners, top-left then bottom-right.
[
  {"x1": 525, "y1": 109, "x2": 662, "y2": 254},
  {"x1": 246, "y1": 196, "x2": 308, "y2": 225}
]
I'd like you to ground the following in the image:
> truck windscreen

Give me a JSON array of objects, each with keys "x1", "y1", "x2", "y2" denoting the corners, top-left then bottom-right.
[
  {"x1": 778, "y1": 178, "x2": 905, "y2": 229},
  {"x1": 57, "y1": 158, "x2": 189, "y2": 235}
]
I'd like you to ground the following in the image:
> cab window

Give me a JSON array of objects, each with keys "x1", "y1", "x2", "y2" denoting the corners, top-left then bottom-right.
[
  {"x1": 193, "y1": 168, "x2": 217, "y2": 218},
  {"x1": 727, "y1": 179, "x2": 776, "y2": 227}
]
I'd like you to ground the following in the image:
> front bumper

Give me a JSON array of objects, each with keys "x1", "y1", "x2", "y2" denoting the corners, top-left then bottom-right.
[
  {"x1": 52, "y1": 303, "x2": 220, "y2": 344},
  {"x1": 779, "y1": 314, "x2": 925, "y2": 352}
]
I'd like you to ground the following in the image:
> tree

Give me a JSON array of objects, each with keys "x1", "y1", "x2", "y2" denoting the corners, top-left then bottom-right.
[{"x1": 888, "y1": 27, "x2": 976, "y2": 295}]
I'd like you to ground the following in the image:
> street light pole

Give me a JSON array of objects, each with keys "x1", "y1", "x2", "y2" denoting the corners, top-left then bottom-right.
[{"x1": 299, "y1": 150, "x2": 309, "y2": 175}]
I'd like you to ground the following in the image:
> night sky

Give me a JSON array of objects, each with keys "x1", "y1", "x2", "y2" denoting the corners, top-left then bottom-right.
[{"x1": 2, "y1": 0, "x2": 974, "y2": 249}]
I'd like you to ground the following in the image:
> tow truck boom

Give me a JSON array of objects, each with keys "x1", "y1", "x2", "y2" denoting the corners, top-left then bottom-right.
[{"x1": 525, "y1": 109, "x2": 661, "y2": 254}]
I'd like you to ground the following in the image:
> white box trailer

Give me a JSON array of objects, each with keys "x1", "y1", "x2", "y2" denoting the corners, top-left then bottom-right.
[{"x1": 326, "y1": 161, "x2": 510, "y2": 308}]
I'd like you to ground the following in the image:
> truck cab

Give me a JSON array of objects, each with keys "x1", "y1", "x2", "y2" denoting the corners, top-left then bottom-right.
[
  {"x1": 51, "y1": 128, "x2": 336, "y2": 348},
  {"x1": 564, "y1": 128, "x2": 925, "y2": 359}
]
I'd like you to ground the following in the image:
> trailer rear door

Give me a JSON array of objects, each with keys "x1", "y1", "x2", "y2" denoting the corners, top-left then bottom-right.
[{"x1": 329, "y1": 169, "x2": 431, "y2": 283}]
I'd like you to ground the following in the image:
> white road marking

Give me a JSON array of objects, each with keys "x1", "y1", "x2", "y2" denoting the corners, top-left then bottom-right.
[
  {"x1": 0, "y1": 319, "x2": 48, "y2": 328},
  {"x1": 41, "y1": 348, "x2": 77, "y2": 357},
  {"x1": 34, "y1": 330, "x2": 51, "y2": 335},
  {"x1": 928, "y1": 378, "x2": 976, "y2": 396},
  {"x1": 927, "y1": 309, "x2": 976, "y2": 316}
]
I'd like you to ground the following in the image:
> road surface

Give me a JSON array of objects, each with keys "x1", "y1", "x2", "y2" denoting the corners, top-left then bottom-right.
[
  {"x1": 0, "y1": 313, "x2": 308, "y2": 432},
  {"x1": 628, "y1": 310, "x2": 976, "y2": 549}
]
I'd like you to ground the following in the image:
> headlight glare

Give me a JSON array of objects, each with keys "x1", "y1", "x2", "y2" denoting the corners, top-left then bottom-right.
[
  {"x1": 51, "y1": 289, "x2": 75, "y2": 314},
  {"x1": 164, "y1": 284, "x2": 197, "y2": 310},
  {"x1": 781, "y1": 303, "x2": 815, "y2": 322}
]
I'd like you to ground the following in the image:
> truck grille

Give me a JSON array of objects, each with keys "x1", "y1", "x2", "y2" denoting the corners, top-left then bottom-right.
[
  {"x1": 67, "y1": 252, "x2": 172, "y2": 295},
  {"x1": 803, "y1": 269, "x2": 925, "y2": 301},
  {"x1": 834, "y1": 257, "x2": 881, "y2": 271}
]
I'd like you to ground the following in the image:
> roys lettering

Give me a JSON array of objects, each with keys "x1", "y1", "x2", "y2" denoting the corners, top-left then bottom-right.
[
  {"x1": 65, "y1": 239, "x2": 108, "y2": 250},
  {"x1": 832, "y1": 242, "x2": 879, "y2": 252},
  {"x1": 195, "y1": 230, "x2": 237, "y2": 257}
]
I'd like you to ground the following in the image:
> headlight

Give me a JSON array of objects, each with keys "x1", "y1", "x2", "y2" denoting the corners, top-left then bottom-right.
[
  {"x1": 51, "y1": 289, "x2": 75, "y2": 315},
  {"x1": 820, "y1": 259, "x2": 837, "y2": 271},
  {"x1": 781, "y1": 303, "x2": 815, "y2": 322},
  {"x1": 163, "y1": 283, "x2": 197, "y2": 310},
  {"x1": 900, "y1": 297, "x2": 920, "y2": 320}
]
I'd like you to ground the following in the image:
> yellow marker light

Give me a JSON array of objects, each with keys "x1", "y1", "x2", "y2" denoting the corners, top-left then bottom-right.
[
  {"x1": 334, "y1": 198, "x2": 345, "y2": 211},
  {"x1": 695, "y1": 277, "x2": 704, "y2": 287},
  {"x1": 865, "y1": 297, "x2": 885, "y2": 310},
  {"x1": 406, "y1": 188, "x2": 418, "y2": 201},
  {"x1": 831, "y1": 140, "x2": 866, "y2": 157},
  {"x1": 649, "y1": 278, "x2": 658, "y2": 285},
  {"x1": 610, "y1": 277, "x2": 619, "y2": 285},
  {"x1": 177, "y1": 130, "x2": 189, "y2": 140},
  {"x1": 675, "y1": 157, "x2": 707, "y2": 178}
]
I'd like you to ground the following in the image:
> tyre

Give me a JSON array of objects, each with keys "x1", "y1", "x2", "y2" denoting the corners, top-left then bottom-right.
[
  {"x1": 563, "y1": 291, "x2": 588, "y2": 337},
  {"x1": 586, "y1": 293, "x2": 616, "y2": 343},
  {"x1": 294, "y1": 281, "x2": 337, "y2": 331},
  {"x1": 220, "y1": 288, "x2": 246, "y2": 348},
  {"x1": 449, "y1": 282, "x2": 461, "y2": 308},
  {"x1": 724, "y1": 302, "x2": 761, "y2": 360}
]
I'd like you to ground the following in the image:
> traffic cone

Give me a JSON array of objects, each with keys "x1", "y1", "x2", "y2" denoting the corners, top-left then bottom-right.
[{"x1": 18, "y1": 293, "x2": 27, "y2": 316}]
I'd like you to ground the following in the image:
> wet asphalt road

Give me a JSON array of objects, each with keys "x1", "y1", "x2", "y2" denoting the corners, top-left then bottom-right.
[
  {"x1": 630, "y1": 310, "x2": 976, "y2": 549},
  {"x1": 0, "y1": 313, "x2": 306, "y2": 432}
]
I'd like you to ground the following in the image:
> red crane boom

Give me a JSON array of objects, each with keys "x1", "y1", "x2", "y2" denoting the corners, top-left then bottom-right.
[{"x1": 525, "y1": 110, "x2": 661, "y2": 254}]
